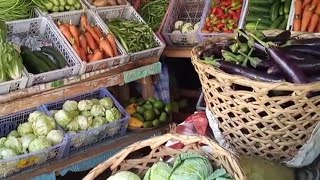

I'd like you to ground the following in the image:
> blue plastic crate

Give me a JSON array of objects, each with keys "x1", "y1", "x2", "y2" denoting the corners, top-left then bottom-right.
[
  {"x1": 0, "y1": 107, "x2": 67, "y2": 178},
  {"x1": 196, "y1": 92, "x2": 206, "y2": 111},
  {"x1": 43, "y1": 88, "x2": 130, "y2": 157}
]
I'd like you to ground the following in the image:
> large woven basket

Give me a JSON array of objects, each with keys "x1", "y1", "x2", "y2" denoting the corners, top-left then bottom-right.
[
  {"x1": 83, "y1": 133, "x2": 245, "y2": 180},
  {"x1": 191, "y1": 31, "x2": 320, "y2": 162}
]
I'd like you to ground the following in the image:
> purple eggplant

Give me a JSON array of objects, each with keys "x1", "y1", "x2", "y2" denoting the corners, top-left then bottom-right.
[
  {"x1": 282, "y1": 45, "x2": 320, "y2": 57},
  {"x1": 217, "y1": 60, "x2": 284, "y2": 82},
  {"x1": 286, "y1": 51, "x2": 320, "y2": 61},
  {"x1": 268, "y1": 59, "x2": 320, "y2": 75},
  {"x1": 267, "y1": 45, "x2": 308, "y2": 84},
  {"x1": 264, "y1": 30, "x2": 291, "y2": 44},
  {"x1": 283, "y1": 37, "x2": 320, "y2": 46}
]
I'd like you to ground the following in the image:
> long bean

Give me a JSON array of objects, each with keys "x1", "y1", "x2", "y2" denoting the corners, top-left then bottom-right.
[
  {"x1": 140, "y1": 0, "x2": 169, "y2": 31},
  {"x1": 0, "y1": 0, "x2": 34, "y2": 21}
]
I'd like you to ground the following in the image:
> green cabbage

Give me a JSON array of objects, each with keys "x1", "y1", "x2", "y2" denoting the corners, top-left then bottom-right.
[
  {"x1": 19, "y1": 134, "x2": 36, "y2": 153},
  {"x1": 0, "y1": 42, "x2": 23, "y2": 80},
  {"x1": 62, "y1": 100, "x2": 78, "y2": 112},
  {"x1": 4, "y1": 136, "x2": 23, "y2": 154},
  {"x1": 66, "y1": 120, "x2": 79, "y2": 132},
  {"x1": 46, "y1": 130, "x2": 64, "y2": 145},
  {"x1": 80, "y1": 111, "x2": 92, "y2": 117},
  {"x1": 99, "y1": 97, "x2": 113, "y2": 109},
  {"x1": 76, "y1": 115, "x2": 92, "y2": 130},
  {"x1": 107, "y1": 171, "x2": 141, "y2": 180},
  {"x1": 90, "y1": 104, "x2": 105, "y2": 117},
  {"x1": 169, "y1": 153, "x2": 213, "y2": 180},
  {"x1": 28, "y1": 111, "x2": 46, "y2": 123},
  {"x1": 91, "y1": 116, "x2": 106, "y2": 128},
  {"x1": 78, "y1": 100, "x2": 94, "y2": 111},
  {"x1": 91, "y1": 98, "x2": 100, "y2": 105},
  {"x1": 28, "y1": 137, "x2": 52, "y2": 153},
  {"x1": 54, "y1": 110, "x2": 73, "y2": 128},
  {"x1": 69, "y1": 110, "x2": 80, "y2": 118},
  {"x1": 105, "y1": 107, "x2": 121, "y2": 122},
  {"x1": 17, "y1": 122, "x2": 33, "y2": 136},
  {"x1": 0, "y1": 137, "x2": 6, "y2": 148},
  {"x1": 0, "y1": 147, "x2": 17, "y2": 159},
  {"x1": 32, "y1": 116, "x2": 56, "y2": 136},
  {"x1": 144, "y1": 162, "x2": 171, "y2": 180},
  {"x1": 7, "y1": 130, "x2": 19, "y2": 138}
]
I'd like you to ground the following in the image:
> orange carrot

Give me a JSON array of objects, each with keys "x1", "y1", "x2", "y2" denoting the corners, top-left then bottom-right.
[
  {"x1": 59, "y1": 24, "x2": 75, "y2": 45},
  {"x1": 80, "y1": 13, "x2": 89, "y2": 32},
  {"x1": 87, "y1": 54, "x2": 93, "y2": 60},
  {"x1": 303, "y1": 0, "x2": 312, "y2": 7},
  {"x1": 84, "y1": 32, "x2": 98, "y2": 50},
  {"x1": 106, "y1": 33, "x2": 118, "y2": 56},
  {"x1": 99, "y1": 39, "x2": 114, "y2": 57},
  {"x1": 301, "y1": 4, "x2": 315, "y2": 31},
  {"x1": 79, "y1": 47, "x2": 87, "y2": 62},
  {"x1": 79, "y1": 34, "x2": 87, "y2": 53},
  {"x1": 295, "y1": 0, "x2": 303, "y2": 16},
  {"x1": 311, "y1": 0, "x2": 319, "y2": 8},
  {"x1": 93, "y1": 26, "x2": 103, "y2": 39},
  {"x1": 86, "y1": 25, "x2": 100, "y2": 43},
  {"x1": 89, "y1": 49, "x2": 104, "y2": 62},
  {"x1": 316, "y1": 2, "x2": 320, "y2": 14},
  {"x1": 308, "y1": 13, "x2": 320, "y2": 32},
  {"x1": 294, "y1": 18, "x2": 302, "y2": 31},
  {"x1": 69, "y1": 21, "x2": 80, "y2": 47}
]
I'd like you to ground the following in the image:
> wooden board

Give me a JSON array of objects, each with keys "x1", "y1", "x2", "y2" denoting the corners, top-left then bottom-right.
[{"x1": 162, "y1": 47, "x2": 193, "y2": 58}]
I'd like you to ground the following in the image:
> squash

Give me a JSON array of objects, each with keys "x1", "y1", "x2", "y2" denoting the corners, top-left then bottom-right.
[
  {"x1": 129, "y1": 117, "x2": 143, "y2": 128},
  {"x1": 126, "y1": 103, "x2": 138, "y2": 115}
]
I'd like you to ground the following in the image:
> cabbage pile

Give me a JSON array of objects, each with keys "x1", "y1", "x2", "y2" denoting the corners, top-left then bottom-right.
[
  {"x1": 52, "y1": 97, "x2": 122, "y2": 133},
  {"x1": 108, "y1": 152, "x2": 233, "y2": 180},
  {"x1": 0, "y1": 111, "x2": 64, "y2": 159}
]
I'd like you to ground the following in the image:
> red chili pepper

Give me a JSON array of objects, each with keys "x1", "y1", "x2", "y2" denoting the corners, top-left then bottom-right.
[
  {"x1": 222, "y1": 0, "x2": 231, "y2": 7},
  {"x1": 224, "y1": 29, "x2": 233, "y2": 33},
  {"x1": 217, "y1": 23, "x2": 225, "y2": 29},
  {"x1": 216, "y1": 7, "x2": 224, "y2": 16}
]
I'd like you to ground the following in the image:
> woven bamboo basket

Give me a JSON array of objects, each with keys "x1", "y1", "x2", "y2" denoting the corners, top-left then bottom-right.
[
  {"x1": 191, "y1": 30, "x2": 320, "y2": 162},
  {"x1": 83, "y1": 133, "x2": 246, "y2": 180}
]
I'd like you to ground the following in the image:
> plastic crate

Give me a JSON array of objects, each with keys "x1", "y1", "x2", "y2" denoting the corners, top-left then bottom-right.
[
  {"x1": 6, "y1": 17, "x2": 81, "y2": 87},
  {"x1": 286, "y1": 0, "x2": 298, "y2": 30},
  {"x1": 161, "y1": 0, "x2": 205, "y2": 47},
  {"x1": 95, "y1": 6, "x2": 165, "y2": 61},
  {"x1": 196, "y1": 92, "x2": 206, "y2": 111},
  {"x1": 48, "y1": 10, "x2": 129, "y2": 74},
  {"x1": 81, "y1": 0, "x2": 130, "y2": 10},
  {"x1": 43, "y1": 88, "x2": 130, "y2": 156},
  {"x1": 0, "y1": 71, "x2": 28, "y2": 95},
  {"x1": 0, "y1": 107, "x2": 67, "y2": 178},
  {"x1": 35, "y1": 0, "x2": 87, "y2": 16},
  {"x1": 198, "y1": 0, "x2": 247, "y2": 41}
]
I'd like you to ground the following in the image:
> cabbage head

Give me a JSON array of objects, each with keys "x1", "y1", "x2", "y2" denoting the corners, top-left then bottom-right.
[
  {"x1": 66, "y1": 120, "x2": 79, "y2": 132},
  {"x1": 17, "y1": 122, "x2": 33, "y2": 136},
  {"x1": 80, "y1": 111, "x2": 91, "y2": 117},
  {"x1": 0, "y1": 137, "x2": 6, "y2": 148},
  {"x1": 78, "y1": 100, "x2": 94, "y2": 111},
  {"x1": 4, "y1": 136, "x2": 23, "y2": 154},
  {"x1": 169, "y1": 152, "x2": 213, "y2": 180},
  {"x1": 76, "y1": 115, "x2": 92, "y2": 130},
  {"x1": 28, "y1": 137, "x2": 52, "y2": 153},
  {"x1": 8, "y1": 130, "x2": 19, "y2": 138},
  {"x1": 105, "y1": 107, "x2": 121, "y2": 122},
  {"x1": 99, "y1": 97, "x2": 113, "y2": 109},
  {"x1": 32, "y1": 116, "x2": 56, "y2": 136},
  {"x1": 0, "y1": 147, "x2": 17, "y2": 159},
  {"x1": 69, "y1": 110, "x2": 80, "y2": 118},
  {"x1": 46, "y1": 130, "x2": 64, "y2": 145},
  {"x1": 91, "y1": 116, "x2": 106, "y2": 128},
  {"x1": 107, "y1": 171, "x2": 141, "y2": 180},
  {"x1": 143, "y1": 162, "x2": 172, "y2": 180},
  {"x1": 91, "y1": 98, "x2": 100, "y2": 105},
  {"x1": 50, "y1": 110, "x2": 58, "y2": 117},
  {"x1": 90, "y1": 104, "x2": 106, "y2": 117},
  {"x1": 54, "y1": 110, "x2": 73, "y2": 128},
  {"x1": 20, "y1": 134, "x2": 36, "y2": 153},
  {"x1": 28, "y1": 111, "x2": 46, "y2": 123},
  {"x1": 62, "y1": 100, "x2": 78, "y2": 112}
]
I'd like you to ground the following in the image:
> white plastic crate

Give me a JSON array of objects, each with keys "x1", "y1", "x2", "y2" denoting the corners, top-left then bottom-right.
[
  {"x1": 6, "y1": 17, "x2": 81, "y2": 87},
  {"x1": 35, "y1": 0, "x2": 87, "y2": 16},
  {"x1": 48, "y1": 10, "x2": 129, "y2": 74},
  {"x1": 95, "y1": 6, "x2": 165, "y2": 61},
  {"x1": 0, "y1": 71, "x2": 28, "y2": 95},
  {"x1": 0, "y1": 107, "x2": 67, "y2": 178},
  {"x1": 162, "y1": 0, "x2": 205, "y2": 47},
  {"x1": 81, "y1": 0, "x2": 130, "y2": 10}
]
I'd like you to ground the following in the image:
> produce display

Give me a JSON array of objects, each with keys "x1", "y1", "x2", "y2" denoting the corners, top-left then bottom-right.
[
  {"x1": 90, "y1": 0, "x2": 127, "y2": 7},
  {"x1": 107, "y1": 152, "x2": 233, "y2": 180},
  {"x1": 246, "y1": 0, "x2": 291, "y2": 30},
  {"x1": 196, "y1": 28, "x2": 320, "y2": 85},
  {"x1": 293, "y1": 0, "x2": 320, "y2": 32},
  {"x1": 0, "y1": 21, "x2": 24, "y2": 83},
  {"x1": 139, "y1": 0, "x2": 169, "y2": 31},
  {"x1": 0, "y1": 111, "x2": 64, "y2": 159},
  {"x1": 51, "y1": 97, "x2": 122, "y2": 133},
  {"x1": 202, "y1": 0, "x2": 243, "y2": 33},
  {"x1": 32, "y1": 0, "x2": 82, "y2": 13},
  {"x1": 126, "y1": 97, "x2": 173, "y2": 128},
  {"x1": 172, "y1": 21, "x2": 200, "y2": 34},
  {"x1": 0, "y1": 0, "x2": 34, "y2": 21},
  {"x1": 107, "y1": 18, "x2": 158, "y2": 53},
  {"x1": 56, "y1": 14, "x2": 119, "y2": 63}
]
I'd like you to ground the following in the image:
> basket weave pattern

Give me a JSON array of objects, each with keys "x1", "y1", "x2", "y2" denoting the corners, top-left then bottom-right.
[
  {"x1": 191, "y1": 34, "x2": 320, "y2": 162},
  {"x1": 83, "y1": 133, "x2": 245, "y2": 180}
]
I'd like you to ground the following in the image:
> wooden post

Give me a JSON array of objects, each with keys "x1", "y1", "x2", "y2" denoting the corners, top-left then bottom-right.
[{"x1": 138, "y1": 76, "x2": 154, "y2": 99}]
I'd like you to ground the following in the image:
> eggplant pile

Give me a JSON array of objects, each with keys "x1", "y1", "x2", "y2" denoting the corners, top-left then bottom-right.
[{"x1": 196, "y1": 29, "x2": 320, "y2": 84}]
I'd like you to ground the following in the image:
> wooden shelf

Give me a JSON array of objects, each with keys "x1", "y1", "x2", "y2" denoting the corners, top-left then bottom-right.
[{"x1": 162, "y1": 47, "x2": 193, "y2": 58}]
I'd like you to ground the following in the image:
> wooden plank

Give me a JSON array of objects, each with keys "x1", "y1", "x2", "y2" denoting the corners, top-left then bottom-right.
[
  {"x1": 7, "y1": 127, "x2": 168, "y2": 180},
  {"x1": 162, "y1": 47, "x2": 193, "y2": 58}
]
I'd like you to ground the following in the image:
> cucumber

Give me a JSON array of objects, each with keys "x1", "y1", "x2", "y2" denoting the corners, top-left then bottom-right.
[
  {"x1": 284, "y1": 0, "x2": 291, "y2": 14},
  {"x1": 279, "y1": 4, "x2": 284, "y2": 15},
  {"x1": 278, "y1": 19, "x2": 288, "y2": 29},
  {"x1": 245, "y1": 22, "x2": 270, "y2": 30},
  {"x1": 33, "y1": 51, "x2": 59, "y2": 70},
  {"x1": 41, "y1": 46, "x2": 68, "y2": 68},
  {"x1": 20, "y1": 46, "x2": 51, "y2": 74},
  {"x1": 249, "y1": 0, "x2": 274, "y2": 5},
  {"x1": 270, "y1": 0, "x2": 280, "y2": 21},
  {"x1": 271, "y1": 16, "x2": 285, "y2": 28},
  {"x1": 246, "y1": 16, "x2": 273, "y2": 25},
  {"x1": 249, "y1": 5, "x2": 271, "y2": 14}
]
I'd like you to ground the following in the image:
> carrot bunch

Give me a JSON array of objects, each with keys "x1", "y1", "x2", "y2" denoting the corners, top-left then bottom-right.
[
  {"x1": 294, "y1": 0, "x2": 320, "y2": 32},
  {"x1": 57, "y1": 13, "x2": 119, "y2": 63}
]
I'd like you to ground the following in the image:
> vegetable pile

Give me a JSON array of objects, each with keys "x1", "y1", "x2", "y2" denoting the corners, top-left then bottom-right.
[
  {"x1": 107, "y1": 152, "x2": 233, "y2": 180},
  {"x1": 202, "y1": 0, "x2": 243, "y2": 33},
  {"x1": 51, "y1": 97, "x2": 122, "y2": 133},
  {"x1": 246, "y1": 0, "x2": 291, "y2": 30},
  {"x1": 57, "y1": 13, "x2": 119, "y2": 63},
  {"x1": 0, "y1": 111, "x2": 64, "y2": 159},
  {"x1": 172, "y1": 21, "x2": 200, "y2": 34},
  {"x1": 32, "y1": 0, "x2": 82, "y2": 13},
  {"x1": 293, "y1": 0, "x2": 320, "y2": 32},
  {"x1": 139, "y1": 0, "x2": 169, "y2": 31},
  {"x1": 107, "y1": 18, "x2": 158, "y2": 53},
  {"x1": 0, "y1": 21, "x2": 24, "y2": 83},
  {"x1": 0, "y1": 0, "x2": 33, "y2": 21},
  {"x1": 91, "y1": 0, "x2": 127, "y2": 7},
  {"x1": 196, "y1": 28, "x2": 320, "y2": 85}
]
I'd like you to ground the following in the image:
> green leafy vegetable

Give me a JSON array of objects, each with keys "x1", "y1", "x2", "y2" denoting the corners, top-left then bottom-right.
[{"x1": 143, "y1": 161, "x2": 171, "y2": 180}]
